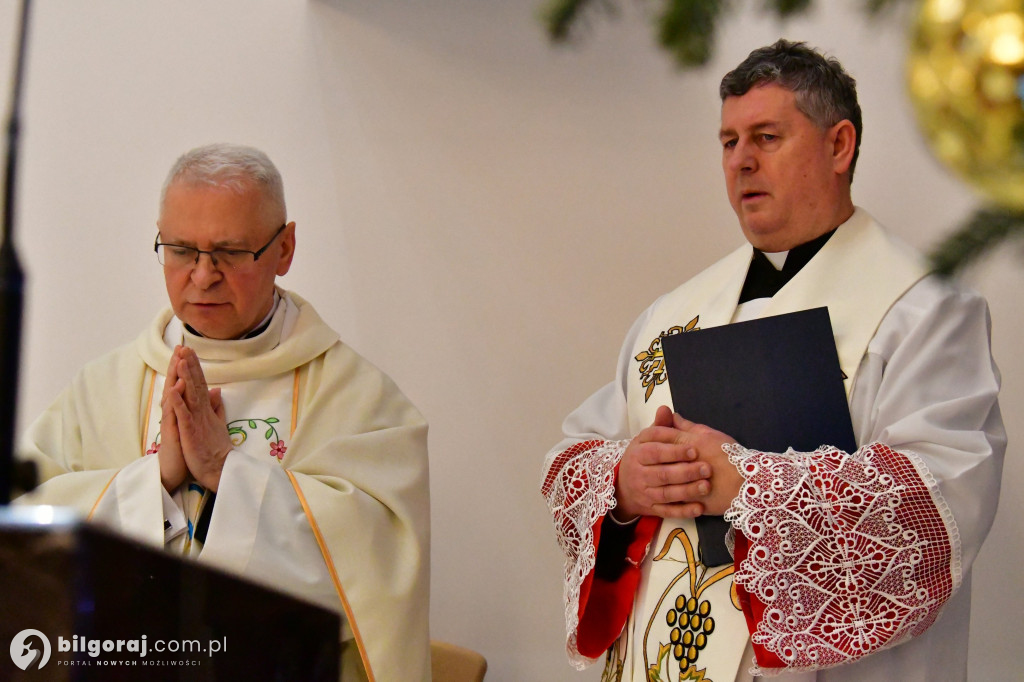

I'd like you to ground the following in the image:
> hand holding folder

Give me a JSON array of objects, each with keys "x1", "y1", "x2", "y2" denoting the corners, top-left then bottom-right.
[{"x1": 660, "y1": 306, "x2": 856, "y2": 566}]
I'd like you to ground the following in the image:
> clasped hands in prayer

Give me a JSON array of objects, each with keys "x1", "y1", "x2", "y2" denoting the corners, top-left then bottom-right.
[
  {"x1": 614, "y1": 405, "x2": 744, "y2": 520},
  {"x1": 157, "y1": 346, "x2": 234, "y2": 493}
]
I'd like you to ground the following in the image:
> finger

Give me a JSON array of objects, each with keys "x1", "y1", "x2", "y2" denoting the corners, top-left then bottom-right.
[
  {"x1": 186, "y1": 350, "x2": 210, "y2": 397},
  {"x1": 642, "y1": 460, "x2": 712, "y2": 488},
  {"x1": 672, "y1": 414, "x2": 728, "y2": 442},
  {"x1": 209, "y1": 387, "x2": 225, "y2": 420},
  {"x1": 630, "y1": 441, "x2": 698, "y2": 466},
  {"x1": 650, "y1": 478, "x2": 712, "y2": 505},
  {"x1": 161, "y1": 391, "x2": 178, "y2": 433},
  {"x1": 178, "y1": 350, "x2": 209, "y2": 409},
  {"x1": 165, "y1": 386, "x2": 185, "y2": 412},
  {"x1": 633, "y1": 425, "x2": 689, "y2": 446},
  {"x1": 175, "y1": 357, "x2": 198, "y2": 408},
  {"x1": 651, "y1": 501, "x2": 705, "y2": 519},
  {"x1": 166, "y1": 389, "x2": 193, "y2": 430},
  {"x1": 672, "y1": 412, "x2": 697, "y2": 431},
  {"x1": 161, "y1": 346, "x2": 183, "y2": 404}
]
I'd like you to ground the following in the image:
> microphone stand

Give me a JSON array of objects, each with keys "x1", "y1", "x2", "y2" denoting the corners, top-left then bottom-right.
[{"x1": 0, "y1": 0, "x2": 36, "y2": 505}]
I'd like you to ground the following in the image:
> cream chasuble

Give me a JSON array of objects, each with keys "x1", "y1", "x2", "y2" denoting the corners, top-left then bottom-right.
[
  {"x1": 145, "y1": 299, "x2": 298, "y2": 557},
  {"x1": 16, "y1": 290, "x2": 432, "y2": 682}
]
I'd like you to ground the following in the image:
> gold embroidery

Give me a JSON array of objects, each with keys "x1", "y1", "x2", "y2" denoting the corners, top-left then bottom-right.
[
  {"x1": 643, "y1": 527, "x2": 737, "y2": 682},
  {"x1": 600, "y1": 638, "x2": 625, "y2": 682},
  {"x1": 649, "y1": 644, "x2": 712, "y2": 681},
  {"x1": 635, "y1": 316, "x2": 700, "y2": 402}
]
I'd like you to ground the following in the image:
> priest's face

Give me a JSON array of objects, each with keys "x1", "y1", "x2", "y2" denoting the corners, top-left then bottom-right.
[
  {"x1": 719, "y1": 84, "x2": 853, "y2": 252},
  {"x1": 158, "y1": 181, "x2": 295, "y2": 339}
]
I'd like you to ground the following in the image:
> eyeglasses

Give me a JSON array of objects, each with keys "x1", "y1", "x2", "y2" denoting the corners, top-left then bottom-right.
[{"x1": 154, "y1": 224, "x2": 286, "y2": 270}]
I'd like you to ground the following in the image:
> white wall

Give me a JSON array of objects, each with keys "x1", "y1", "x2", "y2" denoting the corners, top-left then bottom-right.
[{"x1": 1, "y1": 1, "x2": 1019, "y2": 680}]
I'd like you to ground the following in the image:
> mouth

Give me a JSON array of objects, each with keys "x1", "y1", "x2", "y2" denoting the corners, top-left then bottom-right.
[{"x1": 738, "y1": 191, "x2": 770, "y2": 208}]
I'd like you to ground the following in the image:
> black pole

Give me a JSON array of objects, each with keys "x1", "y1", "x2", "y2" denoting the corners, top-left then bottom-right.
[{"x1": 0, "y1": 0, "x2": 35, "y2": 505}]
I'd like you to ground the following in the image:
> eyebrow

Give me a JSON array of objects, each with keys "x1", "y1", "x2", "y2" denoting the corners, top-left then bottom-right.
[
  {"x1": 158, "y1": 231, "x2": 250, "y2": 248},
  {"x1": 719, "y1": 121, "x2": 783, "y2": 140}
]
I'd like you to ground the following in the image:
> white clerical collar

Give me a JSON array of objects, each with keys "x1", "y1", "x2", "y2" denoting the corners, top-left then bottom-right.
[{"x1": 763, "y1": 250, "x2": 788, "y2": 270}]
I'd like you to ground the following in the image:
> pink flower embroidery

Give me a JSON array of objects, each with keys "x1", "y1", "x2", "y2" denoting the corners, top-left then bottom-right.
[
  {"x1": 147, "y1": 442, "x2": 160, "y2": 455},
  {"x1": 270, "y1": 440, "x2": 287, "y2": 461}
]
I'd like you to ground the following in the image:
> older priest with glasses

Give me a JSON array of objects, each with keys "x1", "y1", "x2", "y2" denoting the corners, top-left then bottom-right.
[{"x1": 16, "y1": 143, "x2": 431, "y2": 681}]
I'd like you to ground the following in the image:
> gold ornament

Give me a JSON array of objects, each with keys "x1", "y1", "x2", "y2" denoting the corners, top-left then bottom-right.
[{"x1": 908, "y1": 0, "x2": 1024, "y2": 209}]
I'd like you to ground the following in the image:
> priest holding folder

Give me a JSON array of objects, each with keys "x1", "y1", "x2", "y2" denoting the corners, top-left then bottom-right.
[{"x1": 541, "y1": 40, "x2": 1005, "y2": 682}]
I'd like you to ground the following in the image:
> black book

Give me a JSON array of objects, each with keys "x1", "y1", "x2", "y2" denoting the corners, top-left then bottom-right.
[{"x1": 661, "y1": 306, "x2": 856, "y2": 566}]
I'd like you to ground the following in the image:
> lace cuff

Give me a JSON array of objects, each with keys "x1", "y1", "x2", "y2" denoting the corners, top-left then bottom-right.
[
  {"x1": 723, "y1": 442, "x2": 959, "y2": 674},
  {"x1": 540, "y1": 439, "x2": 630, "y2": 668}
]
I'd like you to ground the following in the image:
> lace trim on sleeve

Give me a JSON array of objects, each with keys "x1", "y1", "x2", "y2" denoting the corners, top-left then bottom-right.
[
  {"x1": 541, "y1": 438, "x2": 630, "y2": 669},
  {"x1": 723, "y1": 441, "x2": 960, "y2": 674}
]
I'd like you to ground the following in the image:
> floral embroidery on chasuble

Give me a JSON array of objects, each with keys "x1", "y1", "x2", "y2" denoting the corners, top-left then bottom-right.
[
  {"x1": 144, "y1": 371, "x2": 296, "y2": 465},
  {"x1": 142, "y1": 370, "x2": 296, "y2": 552}
]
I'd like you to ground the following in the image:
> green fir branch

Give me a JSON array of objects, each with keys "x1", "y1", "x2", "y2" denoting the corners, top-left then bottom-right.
[
  {"x1": 862, "y1": 0, "x2": 915, "y2": 16},
  {"x1": 657, "y1": 0, "x2": 729, "y2": 66},
  {"x1": 540, "y1": 0, "x2": 617, "y2": 43},
  {"x1": 766, "y1": 0, "x2": 813, "y2": 17},
  {"x1": 541, "y1": 0, "x2": 919, "y2": 64},
  {"x1": 929, "y1": 207, "x2": 1024, "y2": 276},
  {"x1": 539, "y1": 0, "x2": 1024, "y2": 273}
]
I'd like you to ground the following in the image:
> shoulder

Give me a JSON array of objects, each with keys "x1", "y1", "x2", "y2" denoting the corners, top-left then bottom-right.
[
  {"x1": 653, "y1": 243, "x2": 751, "y2": 310},
  {"x1": 302, "y1": 336, "x2": 427, "y2": 429},
  {"x1": 885, "y1": 274, "x2": 989, "y2": 328},
  {"x1": 870, "y1": 274, "x2": 992, "y2": 358},
  {"x1": 75, "y1": 339, "x2": 147, "y2": 386},
  {"x1": 623, "y1": 243, "x2": 749, "y2": 338}
]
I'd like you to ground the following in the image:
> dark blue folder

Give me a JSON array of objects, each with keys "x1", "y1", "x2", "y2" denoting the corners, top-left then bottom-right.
[{"x1": 661, "y1": 306, "x2": 856, "y2": 566}]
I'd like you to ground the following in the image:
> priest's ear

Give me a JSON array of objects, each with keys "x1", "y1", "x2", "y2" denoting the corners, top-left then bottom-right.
[
  {"x1": 829, "y1": 119, "x2": 857, "y2": 180},
  {"x1": 275, "y1": 221, "x2": 296, "y2": 277}
]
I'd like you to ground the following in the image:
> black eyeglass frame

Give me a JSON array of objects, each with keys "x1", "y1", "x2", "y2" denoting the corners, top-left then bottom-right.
[{"x1": 154, "y1": 223, "x2": 287, "y2": 268}]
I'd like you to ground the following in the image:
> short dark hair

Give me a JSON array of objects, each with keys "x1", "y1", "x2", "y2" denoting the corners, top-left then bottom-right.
[{"x1": 720, "y1": 39, "x2": 862, "y2": 181}]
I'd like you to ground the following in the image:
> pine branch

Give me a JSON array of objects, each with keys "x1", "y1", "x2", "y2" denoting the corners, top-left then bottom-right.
[
  {"x1": 863, "y1": 0, "x2": 915, "y2": 15},
  {"x1": 540, "y1": 0, "x2": 618, "y2": 42},
  {"x1": 765, "y1": 0, "x2": 813, "y2": 17},
  {"x1": 657, "y1": 0, "x2": 731, "y2": 67},
  {"x1": 538, "y1": 0, "x2": 1024, "y2": 275},
  {"x1": 929, "y1": 207, "x2": 1024, "y2": 276}
]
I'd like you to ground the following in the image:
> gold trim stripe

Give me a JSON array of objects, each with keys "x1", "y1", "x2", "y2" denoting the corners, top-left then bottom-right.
[
  {"x1": 285, "y1": 470, "x2": 374, "y2": 682},
  {"x1": 141, "y1": 368, "x2": 157, "y2": 455},
  {"x1": 290, "y1": 368, "x2": 300, "y2": 438},
  {"x1": 87, "y1": 472, "x2": 119, "y2": 521}
]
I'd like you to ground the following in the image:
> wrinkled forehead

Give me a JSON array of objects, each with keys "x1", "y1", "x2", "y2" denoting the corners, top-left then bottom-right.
[
  {"x1": 157, "y1": 181, "x2": 279, "y2": 242},
  {"x1": 720, "y1": 84, "x2": 802, "y2": 130}
]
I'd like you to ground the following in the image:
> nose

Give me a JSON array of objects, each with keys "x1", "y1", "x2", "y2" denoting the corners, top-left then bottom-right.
[
  {"x1": 190, "y1": 252, "x2": 223, "y2": 289},
  {"x1": 726, "y1": 138, "x2": 757, "y2": 174}
]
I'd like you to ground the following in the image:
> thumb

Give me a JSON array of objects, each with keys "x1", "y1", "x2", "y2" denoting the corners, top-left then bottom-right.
[
  {"x1": 653, "y1": 405, "x2": 674, "y2": 428},
  {"x1": 209, "y1": 387, "x2": 225, "y2": 419},
  {"x1": 671, "y1": 413, "x2": 697, "y2": 432}
]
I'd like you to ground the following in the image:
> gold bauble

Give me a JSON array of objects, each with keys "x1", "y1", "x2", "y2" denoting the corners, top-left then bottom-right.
[{"x1": 908, "y1": 0, "x2": 1024, "y2": 208}]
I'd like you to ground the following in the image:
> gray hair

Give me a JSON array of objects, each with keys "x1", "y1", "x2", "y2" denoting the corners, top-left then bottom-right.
[
  {"x1": 160, "y1": 143, "x2": 287, "y2": 224},
  {"x1": 720, "y1": 40, "x2": 862, "y2": 181}
]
